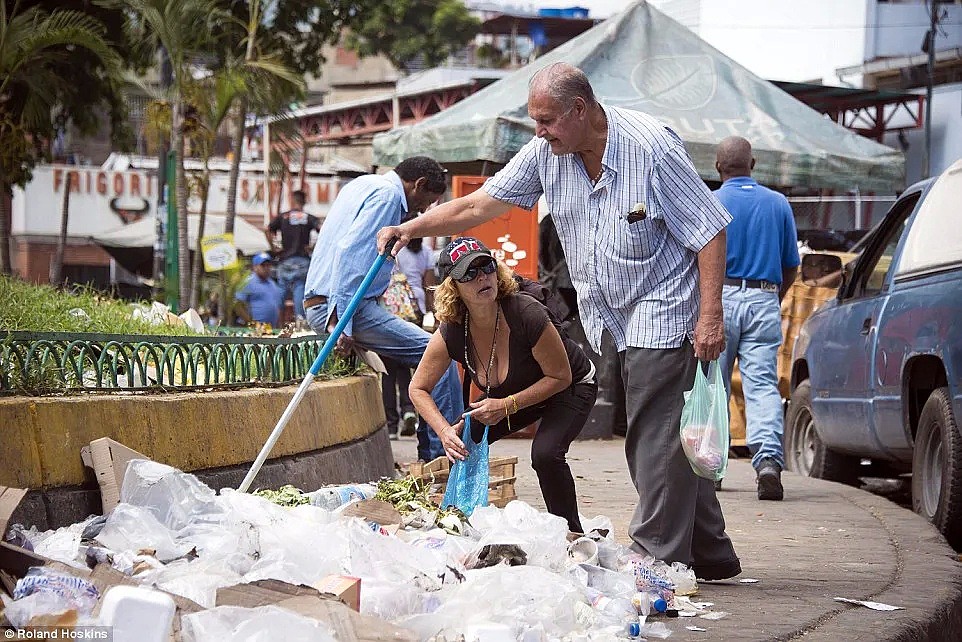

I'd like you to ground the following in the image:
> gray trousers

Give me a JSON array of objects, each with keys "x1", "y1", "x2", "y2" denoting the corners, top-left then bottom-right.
[{"x1": 620, "y1": 342, "x2": 739, "y2": 572}]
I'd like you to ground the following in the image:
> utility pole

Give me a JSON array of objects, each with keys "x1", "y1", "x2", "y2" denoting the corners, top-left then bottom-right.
[{"x1": 922, "y1": 0, "x2": 939, "y2": 179}]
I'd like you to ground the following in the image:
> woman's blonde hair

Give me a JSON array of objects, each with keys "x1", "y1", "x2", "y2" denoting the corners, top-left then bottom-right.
[{"x1": 434, "y1": 260, "x2": 519, "y2": 323}]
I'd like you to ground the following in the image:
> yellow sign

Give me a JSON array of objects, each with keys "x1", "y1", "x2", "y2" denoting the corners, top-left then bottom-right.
[{"x1": 200, "y1": 233, "x2": 239, "y2": 272}]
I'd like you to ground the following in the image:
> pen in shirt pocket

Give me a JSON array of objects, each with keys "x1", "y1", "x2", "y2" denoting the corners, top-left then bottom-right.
[{"x1": 626, "y1": 202, "x2": 647, "y2": 223}]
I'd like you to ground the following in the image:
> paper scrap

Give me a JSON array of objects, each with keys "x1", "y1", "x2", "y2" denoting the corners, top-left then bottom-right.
[
  {"x1": 687, "y1": 626, "x2": 708, "y2": 632},
  {"x1": 834, "y1": 597, "x2": 903, "y2": 611},
  {"x1": 700, "y1": 611, "x2": 729, "y2": 620},
  {"x1": 678, "y1": 611, "x2": 698, "y2": 617},
  {"x1": 739, "y1": 578, "x2": 760, "y2": 583}
]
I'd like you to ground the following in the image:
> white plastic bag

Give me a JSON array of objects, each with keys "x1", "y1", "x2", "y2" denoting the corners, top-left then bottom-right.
[{"x1": 680, "y1": 360, "x2": 730, "y2": 481}]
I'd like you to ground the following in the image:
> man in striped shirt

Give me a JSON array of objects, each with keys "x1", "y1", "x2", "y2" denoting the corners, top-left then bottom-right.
[{"x1": 378, "y1": 62, "x2": 740, "y2": 580}]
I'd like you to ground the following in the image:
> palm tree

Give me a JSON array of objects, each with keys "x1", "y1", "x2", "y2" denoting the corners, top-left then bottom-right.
[
  {"x1": 116, "y1": 0, "x2": 223, "y2": 310},
  {"x1": 183, "y1": 69, "x2": 243, "y2": 310},
  {"x1": 0, "y1": 2, "x2": 120, "y2": 274}
]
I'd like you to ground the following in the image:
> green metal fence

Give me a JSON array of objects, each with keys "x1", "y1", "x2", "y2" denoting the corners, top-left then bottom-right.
[{"x1": 0, "y1": 331, "x2": 353, "y2": 396}]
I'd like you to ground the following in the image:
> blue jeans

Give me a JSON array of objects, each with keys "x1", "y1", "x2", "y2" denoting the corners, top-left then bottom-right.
[
  {"x1": 276, "y1": 257, "x2": 310, "y2": 318},
  {"x1": 718, "y1": 284, "x2": 784, "y2": 471},
  {"x1": 305, "y1": 299, "x2": 453, "y2": 461}
]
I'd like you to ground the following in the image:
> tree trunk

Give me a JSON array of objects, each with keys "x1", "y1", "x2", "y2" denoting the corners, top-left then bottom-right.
[
  {"x1": 189, "y1": 165, "x2": 210, "y2": 310},
  {"x1": 174, "y1": 102, "x2": 190, "y2": 311},
  {"x1": 0, "y1": 169, "x2": 11, "y2": 275},
  {"x1": 225, "y1": 96, "x2": 246, "y2": 236},
  {"x1": 51, "y1": 172, "x2": 72, "y2": 285}
]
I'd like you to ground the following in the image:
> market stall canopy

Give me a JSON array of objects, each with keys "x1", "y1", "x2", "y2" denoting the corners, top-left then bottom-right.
[
  {"x1": 91, "y1": 215, "x2": 270, "y2": 277},
  {"x1": 373, "y1": 0, "x2": 904, "y2": 192}
]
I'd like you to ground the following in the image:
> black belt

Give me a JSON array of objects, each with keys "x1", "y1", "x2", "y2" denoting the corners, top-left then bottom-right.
[
  {"x1": 724, "y1": 278, "x2": 778, "y2": 291},
  {"x1": 303, "y1": 295, "x2": 328, "y2": 309}
]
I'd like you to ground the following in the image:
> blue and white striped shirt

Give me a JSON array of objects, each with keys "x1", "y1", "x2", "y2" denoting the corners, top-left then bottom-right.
[{"x1": 483, "y1": 105, "x2": 731, "y2": 352}]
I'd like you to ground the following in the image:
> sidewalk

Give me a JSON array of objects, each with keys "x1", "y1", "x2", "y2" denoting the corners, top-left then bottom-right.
[{"x1": 391, "y1": 435, "x2": 962, "y2": 641}]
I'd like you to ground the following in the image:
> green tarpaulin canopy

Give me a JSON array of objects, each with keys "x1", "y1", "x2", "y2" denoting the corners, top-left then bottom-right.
[{"x1": 373, "y1": 0, "x2": 904, "y2": 192}]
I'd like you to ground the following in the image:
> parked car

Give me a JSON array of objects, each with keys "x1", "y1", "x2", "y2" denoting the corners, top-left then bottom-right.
[{"x1": 786, "y1": 159, "x2": 962, "y2": 547}]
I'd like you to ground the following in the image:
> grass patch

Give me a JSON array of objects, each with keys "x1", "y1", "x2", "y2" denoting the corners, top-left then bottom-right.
[{"x1": 0, "y1": 275, "x2": 197, "y2": 336}]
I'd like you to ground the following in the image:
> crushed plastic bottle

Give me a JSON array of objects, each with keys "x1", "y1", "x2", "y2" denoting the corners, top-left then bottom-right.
[
  {"x1": 632, "y1": 591, "x2": 668, "y2": 615},
  {"x1": 584, "y1": 587, "x2": 637, "y2": 629},
  {"x1": 307, "y1": 483, "x2": 377, "y2": 511}
]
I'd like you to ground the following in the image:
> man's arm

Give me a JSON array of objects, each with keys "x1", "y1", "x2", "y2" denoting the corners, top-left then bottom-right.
[
  {"x1": 779, "y1": 266, "x2": 797, "y2": 301},
  {"x1": 694, "y1": 229, "x2": 727, "y2": 361},
  {"x1": 377, "y1": 187, "x2": 513, "y2": 255}
]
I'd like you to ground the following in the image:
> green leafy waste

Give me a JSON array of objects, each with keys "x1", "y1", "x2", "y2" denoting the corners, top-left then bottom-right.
[{"x1": 253, "y1": 484, "x2": 310, "y2": 507}]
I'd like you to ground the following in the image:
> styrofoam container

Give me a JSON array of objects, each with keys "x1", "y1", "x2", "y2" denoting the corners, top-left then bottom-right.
[{"x1": 99, "y1": 585, "x2": 175, "y2": 642}]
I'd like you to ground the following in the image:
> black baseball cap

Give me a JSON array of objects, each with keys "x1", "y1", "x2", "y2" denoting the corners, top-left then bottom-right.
[{"x1": 437, "y1": 237, "x2": 494, "y2": 281}]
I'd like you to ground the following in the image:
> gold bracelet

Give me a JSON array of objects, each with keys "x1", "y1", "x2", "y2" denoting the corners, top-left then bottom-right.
[{"x1": 508, "y1": 394, "x2": 519, "y2": 414}]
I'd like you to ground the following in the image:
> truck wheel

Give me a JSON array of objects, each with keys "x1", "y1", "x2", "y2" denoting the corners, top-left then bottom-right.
[
  {"x1": 912, "y1": 387, "x2": 962, "y2": 548},
  {"x1": 785, "y1": 380, "x2": 860, "y2": 485}
]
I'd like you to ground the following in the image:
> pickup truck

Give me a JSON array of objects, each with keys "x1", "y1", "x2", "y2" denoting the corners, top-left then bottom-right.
[{"x1": 786, "y1": 159, "x2": 962, "y2": 548}]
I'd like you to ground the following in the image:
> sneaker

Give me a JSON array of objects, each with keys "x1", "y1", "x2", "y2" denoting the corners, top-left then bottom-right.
[
  {"x1": 756, "y1": 459, "x2": 784, "y2": 501},
  {"x1": 388, "y1": 432, "x2": 398, "y2": 441},
  {"x1": 400, "y1": 412, "x2": 417, "y2": 436}
]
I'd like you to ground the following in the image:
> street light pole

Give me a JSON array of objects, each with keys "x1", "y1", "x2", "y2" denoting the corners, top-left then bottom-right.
[{"x1": 923, "y1": 1, "x2": 938, "y2": 179}]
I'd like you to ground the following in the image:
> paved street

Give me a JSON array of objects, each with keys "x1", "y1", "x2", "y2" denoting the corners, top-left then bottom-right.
[{"x1": 391, "y1": 434, "x2": 962, "y2": 641}]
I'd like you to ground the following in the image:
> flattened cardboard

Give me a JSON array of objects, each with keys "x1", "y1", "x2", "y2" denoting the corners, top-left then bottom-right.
[
  {"x1": 340, "y1": 500, "x2": 401, "y2": 526},
  {"x1": 276, "y1": 595, "x2": 417, "y2": 642},
  {"x1": 0, "y1": 486, "x2": 28, "y2": 540},
  {"x1": 215, "y1": 578, "x2": 327, "y2": 608},
  {"x1": 80, "y1": 438, "x2": 149, "y2": 513}
]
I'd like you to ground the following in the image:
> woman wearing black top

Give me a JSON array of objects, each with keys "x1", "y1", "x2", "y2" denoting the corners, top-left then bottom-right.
[{"x1": 410, "y1": 237, "x2": 598, "y2": 533}]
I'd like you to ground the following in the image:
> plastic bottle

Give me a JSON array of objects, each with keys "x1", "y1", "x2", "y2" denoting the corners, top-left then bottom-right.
[
  {"x1": 631, "y1": 591, "x2": 668, "y2": 615},
  {"x1": 584, "y1": 587, "x2": 637, "y2": 626},
  {"x1": 580, "y1": 563, "x2": 635, "y2": 597},
  {"x1": 307, "y1": 483, "x2": 377, "y2": 510}
]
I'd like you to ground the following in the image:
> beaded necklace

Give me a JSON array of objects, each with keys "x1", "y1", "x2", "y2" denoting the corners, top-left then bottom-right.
[{"x1": 463, "y1": 304, "x2": 500, "y2": 398}]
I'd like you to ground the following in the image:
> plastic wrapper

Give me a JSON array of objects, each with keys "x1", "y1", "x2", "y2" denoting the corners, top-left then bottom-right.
[
  {"x1": 121, "y1": 460, "x2": 224, "y2": 532},
  {"x1": 399, "y1": 565, "x2": 584, "y2": 639},
  {"x1": 307, "y1": 483, "x2": 378, "y2": 511},
  {"x1": 2, "y1": 568, "x2": 100, "y2": 627},
  {"x1": 96, "y1": 504, "x2": 192, "y2": 562},
  {"x1": 680, "y1": 360, "x2": 730, "y2": 481},
  {"x1": 138, "y1": 557, "x2": 242, "y2": 608},
  {"x1": 469, "y1": 501, "x2": 570, "y2": 571},
  {"x1": 181, "y1": 605, "x2": 336, "y2": 642}
]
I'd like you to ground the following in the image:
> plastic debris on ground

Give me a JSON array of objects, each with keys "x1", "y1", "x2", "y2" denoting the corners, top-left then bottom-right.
[
  {"x1": 833, "y1": 597, "x2": 903, "y2": 611},
  {"x1": 1, "y1": 459, "x2": 734, "y2": 639}
]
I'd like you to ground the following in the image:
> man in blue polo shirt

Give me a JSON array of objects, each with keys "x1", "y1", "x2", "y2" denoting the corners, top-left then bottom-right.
[
  {"x1": 714, "y1": 136, "x2": 799, "y2": 501},
  {"x1": 235, "y1": 253, "x2": 285, "y2": 328}
]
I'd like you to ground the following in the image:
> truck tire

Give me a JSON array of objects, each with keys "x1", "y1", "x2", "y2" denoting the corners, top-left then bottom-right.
[
  {"x1": 911, "y1": 387, "x2": 962, "y2": 548},
  {"x1": 785, "y1": 380, "x2": 860, "y2": 485}
]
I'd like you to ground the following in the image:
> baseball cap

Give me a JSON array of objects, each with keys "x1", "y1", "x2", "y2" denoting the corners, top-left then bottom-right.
[
  {"x1": 252, "y1": 253, "x2": 272, "y2": 266},
  {"x1": 437, "y1": 237, "x2": 493, "y2": 281}
]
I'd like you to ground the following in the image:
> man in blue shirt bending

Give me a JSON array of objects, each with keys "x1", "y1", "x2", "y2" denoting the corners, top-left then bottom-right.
[
  {"x1": 714, "y1": 136, "x2": 799, "y2": 501},
  {"x1": 303, "y1": 157, "x2": 457, "y2": 461}
]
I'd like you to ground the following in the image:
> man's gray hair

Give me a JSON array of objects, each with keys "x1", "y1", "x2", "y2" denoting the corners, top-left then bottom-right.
[{"x1": 529, "y1": 62, "x2": 597, "y2": 107}]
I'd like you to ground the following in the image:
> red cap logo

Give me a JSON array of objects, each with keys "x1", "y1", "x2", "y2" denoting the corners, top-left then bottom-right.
[{"x1": 447, "y1": 238, "x2": 482, "y2": 263}]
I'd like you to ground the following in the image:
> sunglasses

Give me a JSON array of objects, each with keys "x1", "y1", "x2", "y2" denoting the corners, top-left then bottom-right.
[{"x1": 455, "y1": 258, "x2": 497, "y2": 283}]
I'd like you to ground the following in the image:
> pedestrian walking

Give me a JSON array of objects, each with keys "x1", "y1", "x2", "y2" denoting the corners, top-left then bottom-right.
[
  {"x1": 713, "y1": 136, "x2": 800, "y2": 501},
  {"x1": 377, "y1": 63, "x2": 741, "y2": 579},
  {"x1": 234, "y1": 253, "x2": 285, "y2": 327}
]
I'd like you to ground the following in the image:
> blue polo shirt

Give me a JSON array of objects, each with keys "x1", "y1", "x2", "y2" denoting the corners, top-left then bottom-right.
[
  {"x1": 714, "y1": 176, "x2": 800, "y2": 285},
  {"x1": 236, "y1": 274, "x2": 285, "y2": 326}
]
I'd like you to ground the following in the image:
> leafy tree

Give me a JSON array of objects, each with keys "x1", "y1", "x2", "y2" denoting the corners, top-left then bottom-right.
[
  {"x1": 111, "y1": 0, "x2": 225, "y2": 309},
  {"x1": 345, "y1": 0, "x2": 481, "y2": 71},
  {"x1": 0, "y1": 1, "x2": 123, "y2": 274}
]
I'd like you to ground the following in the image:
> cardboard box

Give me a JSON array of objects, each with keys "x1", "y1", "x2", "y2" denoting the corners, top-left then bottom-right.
[
  {"x1": 80, "y1": 438, "x2": 149, "y2": 513},
  {"x1": 313, "y1": 575, "x2": 361, "y2": 612},
  {"x1": 409, "y1": 456, "x2": 518, "y2": 507},
  {"x1": 0, "y1": 486, "x2": 27, "y2": 542}
]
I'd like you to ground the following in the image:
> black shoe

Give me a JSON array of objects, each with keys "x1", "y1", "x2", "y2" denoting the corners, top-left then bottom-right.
[
  {"x1": 756, "y1": 459, "x2": 784, "y2": 501},
  {"x1": 400, "y1": 412, "x2": 417, "y2": 436},
  {"x1": 695, "y1": 557, "x2": 742, "y2": 581},
  {"x1": 714, "y1": 478, "x2": 723, "y2": 491}
]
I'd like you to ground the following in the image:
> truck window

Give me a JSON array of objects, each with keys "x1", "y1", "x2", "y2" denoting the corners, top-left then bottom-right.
[
  {"x1": 851, "y1": 194, "x2": 918, "y2": 298},
  {"x1": 896, "y1": 161, "x2": 962, "y2": 277}
]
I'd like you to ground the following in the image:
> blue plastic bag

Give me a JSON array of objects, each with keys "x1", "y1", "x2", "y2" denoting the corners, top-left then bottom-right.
[
  {"x1": 679, "y1": 360, "x2": 730, "y2": 481},
  {"x1": 442, "y1": 414, "x2": 490, "y2": 515}
]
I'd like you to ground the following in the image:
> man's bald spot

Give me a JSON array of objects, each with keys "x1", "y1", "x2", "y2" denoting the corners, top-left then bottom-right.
[
  {"x1": 716, "y1": 136, "x2": 753, "y2": 176},
  {"x1": 529, "y1": 62, "x2": 595, "y2": 106}
]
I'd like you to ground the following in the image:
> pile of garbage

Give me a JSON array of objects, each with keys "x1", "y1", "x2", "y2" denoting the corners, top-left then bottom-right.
[{"x1": 2, "y1": 460, "x2": 725, "y2": 640}]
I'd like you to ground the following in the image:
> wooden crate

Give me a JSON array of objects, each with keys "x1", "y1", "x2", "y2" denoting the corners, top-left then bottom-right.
[{"x1": 408, "y1": 456, "x2": 518, "y2": 508}]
